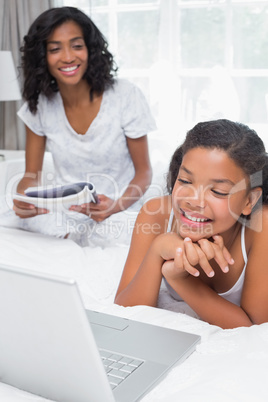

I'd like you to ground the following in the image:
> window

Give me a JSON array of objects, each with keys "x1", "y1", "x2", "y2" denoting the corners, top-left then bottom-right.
[{"x1": 62, "y1": 0, "x2": 268, "y2": 148}]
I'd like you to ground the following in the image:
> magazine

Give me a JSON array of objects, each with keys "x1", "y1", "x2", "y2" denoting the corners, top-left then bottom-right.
[{"x1": 14, "y1": 182, "x2": 98, "y2": 211}]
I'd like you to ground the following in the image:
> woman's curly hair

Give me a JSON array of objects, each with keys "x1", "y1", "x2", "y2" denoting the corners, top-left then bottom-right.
[
  {"x1": 20, "y1": 6, "x2": 118, "y2": 113},
  {"x1": 167, "y1": 119, "x2": 268, "y2": 206}
]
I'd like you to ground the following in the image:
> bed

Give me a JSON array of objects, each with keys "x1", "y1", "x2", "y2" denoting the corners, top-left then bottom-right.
[{"x1": 0, "y1": 150, "x2": 268, "y2": 402}]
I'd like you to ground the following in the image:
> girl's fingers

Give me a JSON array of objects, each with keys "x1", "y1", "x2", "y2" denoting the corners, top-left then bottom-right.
[
  {"x1": 173, "y1": 246, "x2": 200, "y2": 278},
  {"x1": 212, "y1": 235, "x2": 235, "y2": 271},
  {"x1": 223, "y1": 248, "x2": 235, "y2": 266},
  {"x1": 177, "y1": 236, "x2": 233, "y2": 278},
  {"x1": 183, "y1": 238, "x2": 203, "y2": 277},
  {"x1": 197, "y1": 239, "x2": 215, "y2": 260},
  {"x1": 183, "y1": 237, "x2": 199, "y2": 266},
  {"x1": 213, "y1": 235, "x2": 234, "y2": 263},
  {"x1": 174, "y1": 247, "x2": 183, "y2": 271},
  {"x1": 195, "y1": 248, "x2": 215, "y2": 277},
  {"x1": 162, "y1": 249, "x2": 186, "y2": 279},
  {"x1": 198, "y1": 238, "x2": 228, "y2": 274},
  {"x1": 198, "y1": 236, "x2": 233, "y2": 273},
  {"x1": 182, "y1": 252, "x2": 200, "y2": 277},
  {"x1": 185, "y1": 237, "x2": 215, "y2": 278}
]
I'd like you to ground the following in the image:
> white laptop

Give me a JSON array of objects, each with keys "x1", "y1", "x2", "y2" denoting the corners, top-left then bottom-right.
[{"x1": 0, "y1": 263, "x2": 200, "y2": 402}]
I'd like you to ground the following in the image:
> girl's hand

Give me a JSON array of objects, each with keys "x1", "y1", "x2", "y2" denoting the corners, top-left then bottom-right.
[
  {"x1": 69, "y1": 194, "x2": 117, "y2": 222},
  {"x1": 13, "y1": 198, "x2": 49, "y2": 218},
  {"x1": 197, "y1": 235, "x2": 234, "y2": 275},
  {"x1": 161, "y1": 234, "x2": 234, "y2": 280}
]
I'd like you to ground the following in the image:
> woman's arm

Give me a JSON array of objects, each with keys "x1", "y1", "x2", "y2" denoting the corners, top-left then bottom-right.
[
  {"x1": 117, "y1": 135, "x2": 152, "y2": 210},
  {"x1": 13, "y1": 126, "x2": 48, "y2": 218}
]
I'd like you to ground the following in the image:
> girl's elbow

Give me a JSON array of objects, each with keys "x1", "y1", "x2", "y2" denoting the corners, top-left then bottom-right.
[
  {"x1": 146, "y1": 166, "x2": 153, "y2": 186},
  {"x1": 114, "y1": 291, "x2": 129, "y2": 307}
]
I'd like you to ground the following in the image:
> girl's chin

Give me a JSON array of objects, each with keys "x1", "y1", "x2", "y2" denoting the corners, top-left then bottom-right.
[
  {"x1": 178, "y1": 227, "x2": 214, "y2": 242},
  {"x1": 184, "y1": 236, "x2": 212, "y2": 243},
  {"x1": 180, "y1": 233, "x2": 207, "y2": 242}
]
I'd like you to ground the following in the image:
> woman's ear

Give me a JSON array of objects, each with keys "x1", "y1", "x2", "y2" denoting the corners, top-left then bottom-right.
[{"x1": 242, "y1": 187, "x2": 262, "y2": 216}]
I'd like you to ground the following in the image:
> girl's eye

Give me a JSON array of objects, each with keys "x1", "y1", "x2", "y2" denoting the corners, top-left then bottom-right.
[
  {"x1": 211, "y1": 189, "x2": 229, "y2": 197},
  {"x1": 178, "y1": 178, "x2": 191, "y2": 185},
  {"x1": 73, "y1": 44, "x2": 84, "y2": 49}
]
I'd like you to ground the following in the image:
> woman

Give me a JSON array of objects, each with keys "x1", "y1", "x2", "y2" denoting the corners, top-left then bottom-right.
[{"x1": 13, "y1": 7, "x2": 156, "y2": 246}]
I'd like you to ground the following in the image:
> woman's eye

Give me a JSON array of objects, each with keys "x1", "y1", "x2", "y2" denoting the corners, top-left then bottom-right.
[{"x1": 48, "y1": 48, "x2": 59, "y2": 53}]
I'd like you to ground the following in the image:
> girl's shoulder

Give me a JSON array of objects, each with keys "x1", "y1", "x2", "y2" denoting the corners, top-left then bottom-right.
[
  {"x1": 137, "y1": 195, "x2": 172, "y2": 228},
  {"x1": 246, "y1": 205, "x2": 268, "y2": 249},
  {"x1": 131, "y1": 196, "x2": 172, "y2": 240},
  {"x1": 142, "y1": 195, "x2": 171, "y2": 213}
]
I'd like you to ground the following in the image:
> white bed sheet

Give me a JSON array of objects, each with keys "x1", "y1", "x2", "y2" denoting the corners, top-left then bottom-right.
[{"x1": 0, "y1": 226, "x2": 268, "y2": 402}]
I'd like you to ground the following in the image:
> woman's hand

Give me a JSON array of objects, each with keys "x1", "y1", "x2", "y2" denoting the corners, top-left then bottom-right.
[
  {"x1": 161, "y1": 234, "x2": 234, "y2": 280},
  {"x1": 69, "y1": 194, "x2": 117, "y2": 222},
  {"x1": 13, "y1": 199, "x2": 49, "y2": 218}
]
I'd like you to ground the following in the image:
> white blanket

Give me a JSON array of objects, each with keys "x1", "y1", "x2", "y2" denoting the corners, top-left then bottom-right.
[{"x1": 0, "y1": 226, "x2": 268, "y2": 401}]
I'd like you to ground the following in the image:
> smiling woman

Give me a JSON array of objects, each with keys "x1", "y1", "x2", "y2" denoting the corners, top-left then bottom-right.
[
  {"x1": 115, "y1": 119, "x2": 268, "y2": 329},
  {"x1": 9, "y1": 6, "x2": 156, "y2": 247},
  {"x1": 46, "y1": 22, "x2": 88, "y2": 83}
]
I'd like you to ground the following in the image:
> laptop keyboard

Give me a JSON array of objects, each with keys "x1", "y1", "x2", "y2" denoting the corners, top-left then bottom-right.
[{"x1": 99, "y1": 349, "x2": 144, "y2": 389}]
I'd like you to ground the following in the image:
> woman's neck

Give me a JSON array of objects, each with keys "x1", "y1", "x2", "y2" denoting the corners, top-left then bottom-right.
[{"x1": 58, "y1": 80, "x2": 92, "y2": 108}]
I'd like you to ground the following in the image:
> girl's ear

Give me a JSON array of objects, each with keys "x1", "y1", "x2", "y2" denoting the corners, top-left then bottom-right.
[{"x1": 242, "y1": 187, "x2": 262, "y2": 216}]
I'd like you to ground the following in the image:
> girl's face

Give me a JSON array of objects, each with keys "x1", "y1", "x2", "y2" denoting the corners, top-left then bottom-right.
[
  {"x1": 172, "y1": 147, "x2": 253, "y2": 242},
  {"x1": 46, "y1": 20, "x2": 88, "y2": 87}
]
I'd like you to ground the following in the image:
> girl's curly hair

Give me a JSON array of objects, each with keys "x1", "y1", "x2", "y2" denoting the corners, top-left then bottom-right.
[
  {"x1": 167, "y1": 119, "x2": 268, "y2": 205},
  {"x1": 20, "y1": 6, "x2": 118, "y2": 113}
]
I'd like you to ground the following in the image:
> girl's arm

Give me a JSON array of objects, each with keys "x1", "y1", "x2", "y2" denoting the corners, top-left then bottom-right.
[
  {"x1": 73, "y1": 135, "x2": 152, "y2": 222},
  {"x1": 115, "y1": 196, "x2": 172, "y2": 307},
  {"x1": 240, "y1": 207, "x2": 268, "y2": 325},
  {"x1": 163, "y1": 272, "x2": 253, "y2": 328},
  {"x1": 162, "y1": 208, "x2": 268, "y2": 329},
  {"x1": 13, "y1": 126, "x2": 48, "y2": 218}
]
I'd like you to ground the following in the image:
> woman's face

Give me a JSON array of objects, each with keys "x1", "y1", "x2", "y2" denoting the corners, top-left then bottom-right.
[
  {"x1": 46, "y1": 20, "x2": 88, "y2": 87},
  {"x1": 172, "y1": 147, "x2": 253, "y2": 242}
]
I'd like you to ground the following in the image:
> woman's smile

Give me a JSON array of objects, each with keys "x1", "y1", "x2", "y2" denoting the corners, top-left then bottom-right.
[{"x1": 59, "y1": 64, "x2": 81, "y2": 76}]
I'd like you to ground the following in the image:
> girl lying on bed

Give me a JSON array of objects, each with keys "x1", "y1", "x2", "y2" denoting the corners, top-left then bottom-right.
[{"x1": 115, "y1": 119, "x2": 268, "y2": 329}]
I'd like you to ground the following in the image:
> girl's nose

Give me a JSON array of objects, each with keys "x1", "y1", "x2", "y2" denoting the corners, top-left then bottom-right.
[{"x1": 186, "y1": 186, "x2": 206, "y2": 209}]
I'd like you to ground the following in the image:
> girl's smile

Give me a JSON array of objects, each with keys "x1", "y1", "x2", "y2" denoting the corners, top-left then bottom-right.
[
  {"x1": 172, "y1": 147, "x2": 252, "y2": 241},
  {"x1": 180, "y1": 208, "x2": 212, "y2": 224}
]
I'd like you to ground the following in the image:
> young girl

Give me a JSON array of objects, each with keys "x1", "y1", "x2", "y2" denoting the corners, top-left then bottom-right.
[
  {"x1": 12, "y1": 6, "x2": 155, "y2": 246},
  {"x1": 115, "y1": 119, "x2": 268, "y2": 329}
]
